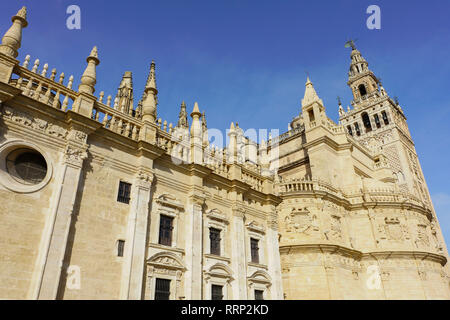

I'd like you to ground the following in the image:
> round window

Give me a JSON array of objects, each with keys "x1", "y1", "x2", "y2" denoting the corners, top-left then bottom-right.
[{"x1": 6, "y1": 148, "x2": 48, "y2": 185}]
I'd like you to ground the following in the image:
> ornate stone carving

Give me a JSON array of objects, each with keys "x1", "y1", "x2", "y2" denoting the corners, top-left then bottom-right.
[
  {"x1": 231, "y1": 204, "x2": 246, "y2": 218},
  {"x1": 2, "y1": 106, "x2": 68, "y2": 138},
  {"x1": 414, "y1": 224, "x2": 430, "y2": 248},
  {"x1": 47, "y1": 124, "x2": 67, "y2": 138},
  {"x1": 63, "y1": 145, "x2": 88, "y2": 165},
  {"x1": 67, "y1": 130, "x2": 87, "y2": 142},
  {"x1": 148, "y1": 253, "x2": 185, "y2": 270},
  {"x1": 430, "y1": 221, "x2": 444, "y2": 253},
  {"x1": 135, "y1": 170, "x2": 154, "y2": 189},
  {"x1": 153, "y1": 256, "x2": 182, "y2": 268},
  {"x1": 330, "y1": 215, "x2": 342, "y2": 240},
  {"x1": 378, "y1": 217, "x2": 409, "y2": 241},
  {"x1": 284, "y1": 207, "x2": 318, "y2": 235}
]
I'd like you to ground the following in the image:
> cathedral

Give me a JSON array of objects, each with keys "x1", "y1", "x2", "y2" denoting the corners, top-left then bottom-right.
[{"x1": 0, "y1": 7, "x2": 449, "y2": 300}]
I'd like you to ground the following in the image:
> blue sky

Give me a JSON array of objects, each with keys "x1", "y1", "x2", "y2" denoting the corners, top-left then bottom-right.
[{"x1": 1, "y1": 1, "x2": 450, "y2": 246}]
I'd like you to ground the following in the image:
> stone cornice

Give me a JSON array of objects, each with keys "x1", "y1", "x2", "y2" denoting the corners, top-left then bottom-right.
[
  {"x1": 278, "y1": 156, "x2": 309, "y2": 174},
  {"x1": 279, "y1": 244, "x2": 447, "y2": 266},
  {"x1": 0, "y1": 81, "x2": 22, "y2": 103},
  {"x1": 230, "y1": 179, "x2": 250, "y2": 194},
  {"x1": 136, "y1": 140, "x2": 165, "y2": 160},
  {"x1": 264, "y1": 193, "x2": 282, "y2": 206},
  {"x1": 65, "y1": 110, "x2": 102, "y2": 134},
  {"x1": 304, "y1": 135, "x2": 352, "y2": 154},
  {"x1": 187, "y1": 163, "x2": 212, "y2": 178},
  {"x1": 280, "y1": 189, "x2": 432, "y2": 218}
]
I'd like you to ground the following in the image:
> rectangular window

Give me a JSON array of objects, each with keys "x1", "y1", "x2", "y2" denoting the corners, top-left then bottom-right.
[
  {"x1": 117, "y1": 181, "x2": 131, "y2": 204},
  {"x1": 255, "y1": 290, "x2": 264, "y2": 300},
  {"x1": 117, "y1": 240, "x2": 125, "y2": 257},
  {"x1": 308, "y1": 110, "x2": 315, "y2": 122},
  {"x1": 209, "y1": 228, "x2": 221, "y2": 256},
  {"x1": 155, "y1": 278, "x2": 171, "y2": 300},
  {"x1": 250, "y1": 238, "x2": 259, "y2": 264},
  {"x1": 211, "y1": 285, "x2": 223, "y2": 300},
  {"x1": 159, "y1": 215, "x2": 174, "y2": 246}
]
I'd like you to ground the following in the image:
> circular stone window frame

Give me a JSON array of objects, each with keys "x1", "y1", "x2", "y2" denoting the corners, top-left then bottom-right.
[{"x1": 0, "y1": 140, "x2": 53, "y2": 193}]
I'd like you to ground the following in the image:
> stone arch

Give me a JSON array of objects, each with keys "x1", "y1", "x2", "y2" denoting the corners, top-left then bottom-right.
[
  {"x1": 145, "y1": 252, "x2": 186, "y2": 300},
  {"x1": 248, "y1": 270, "x2": 272, "y2": 284},
  {"x1": 358, "y1": 84, "x2": 367, "y2": 97},
  {"x1": 147, "y1": 251, "x2": 185, "y2": 270},
  {"x1": 208, "y1": 263, "x2": 234, "y2": 279},
  {"x1": 204, "y1": 263, "x2": 234, "y2": 299},
  {"x1": 247, "y1": 270, "x2": 272, "y2": 300}
]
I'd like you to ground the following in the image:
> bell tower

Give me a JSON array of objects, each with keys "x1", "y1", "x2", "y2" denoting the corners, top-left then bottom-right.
[
  {"x1": 339, "y1": 41, "x2": 431, "y2": 208},
  {"x1": 347, "y1": 40, "x2": 380, "y2": 101},
  {"x1": 339, "y1": 39, "x2": 449, "y2": 265}
]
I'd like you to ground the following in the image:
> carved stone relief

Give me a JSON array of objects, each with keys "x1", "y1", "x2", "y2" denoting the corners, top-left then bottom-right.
[
  {"x1": 2, "y1": 106, "x2": 68, "y2": 139},
  {"x1": 284, "y1": 207, "x2": 319, "y2": 235}
]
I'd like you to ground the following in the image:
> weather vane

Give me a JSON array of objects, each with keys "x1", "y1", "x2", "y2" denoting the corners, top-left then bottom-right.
[{"x1": 344, "y1": 39, "x2": 357, "y2": 50}]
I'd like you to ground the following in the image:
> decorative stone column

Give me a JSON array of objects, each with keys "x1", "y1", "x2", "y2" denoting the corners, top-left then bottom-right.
[
  {"x1": 184, "y1": 190, "x2": 205, "y2": 299},
  {"x1": 265, "y1": 205, "x2": 284, "y2": 299},
  {"x1": 35, "y1": 133, "x2": 88, "y2": 300},
  {"x1": 230, "y1": 204, "x2": 247, "y2": 299},
  {"x1": 120, "y1": 170, "x2": 154, "y2": 300}
]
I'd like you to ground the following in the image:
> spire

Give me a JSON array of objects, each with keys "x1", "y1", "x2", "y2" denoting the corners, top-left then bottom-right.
[
  {"x1": 145, "y1": 60, "x2": 157, "y2": 92},
  {"x1": 0, "y1": 6, "x2": 28, "y2": 58},
  {"x1": 141, "y1": 60, "x2": 158, "y2": 122},
  {"x1": 228, "y1": 122, "x2": 237, "y2": 161},
  {"x1": 177, "y1": 101, "x2": 189, "y2": 128},
  {"x1": 78, "y1": 46, "x2": 100, "y2": 95},
  {"x1": 201, "y1": 111, "x2": 209, "y2": 147},
  {"x1": 190, "y1": 102, "x2": 203, "y2": 163},
  {"x1": 201, "y1": 111, "x2": 207, "y2": 131},
  {"x1": 191, "y1": 101, "x2": 201, "y2": 117},
  {"x1": 301, "y1": 77, "x2": 323, "y2": 108},
  {"x1": 116, "y1": 71, "x2": 134, "y2": 114}
]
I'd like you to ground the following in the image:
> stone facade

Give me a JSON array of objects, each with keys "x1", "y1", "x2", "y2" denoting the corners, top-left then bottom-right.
[{"x1": 0, "y1": 8, "x2": 448, "y2": 300}]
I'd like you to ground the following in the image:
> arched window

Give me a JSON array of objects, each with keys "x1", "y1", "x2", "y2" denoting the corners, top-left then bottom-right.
[
  {"x1": 358, "y1": 84, "x2": 367, "y2": 97},
  {"x1": 381, "y1": 111, "x2": 389, "y2": 125},
  {"x1": 347, "y1": 125, "x2": 353, "y2": 136},
  {"x1": 354, "y1": 123, "x2": 361, "y2": 136},
  {"x1": 361, "y1": 112, "x2": 372, "y2": 132},
  {"x1": 374, "y1": 114, "x2": 381, "y2": 128}
]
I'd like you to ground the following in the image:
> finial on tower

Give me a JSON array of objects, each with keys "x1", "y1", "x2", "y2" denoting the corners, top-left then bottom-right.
[
  {"x1": 79, "y1": 46, "x2": 100, "y2": 95},
  {"x1": 0, "y1": 6, "x2": 28, "y2": 58}
]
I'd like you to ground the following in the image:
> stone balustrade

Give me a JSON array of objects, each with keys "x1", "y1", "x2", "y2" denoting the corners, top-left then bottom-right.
[{"x1": 10, "y1": 55, "x2": 77, "y2": 111}]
